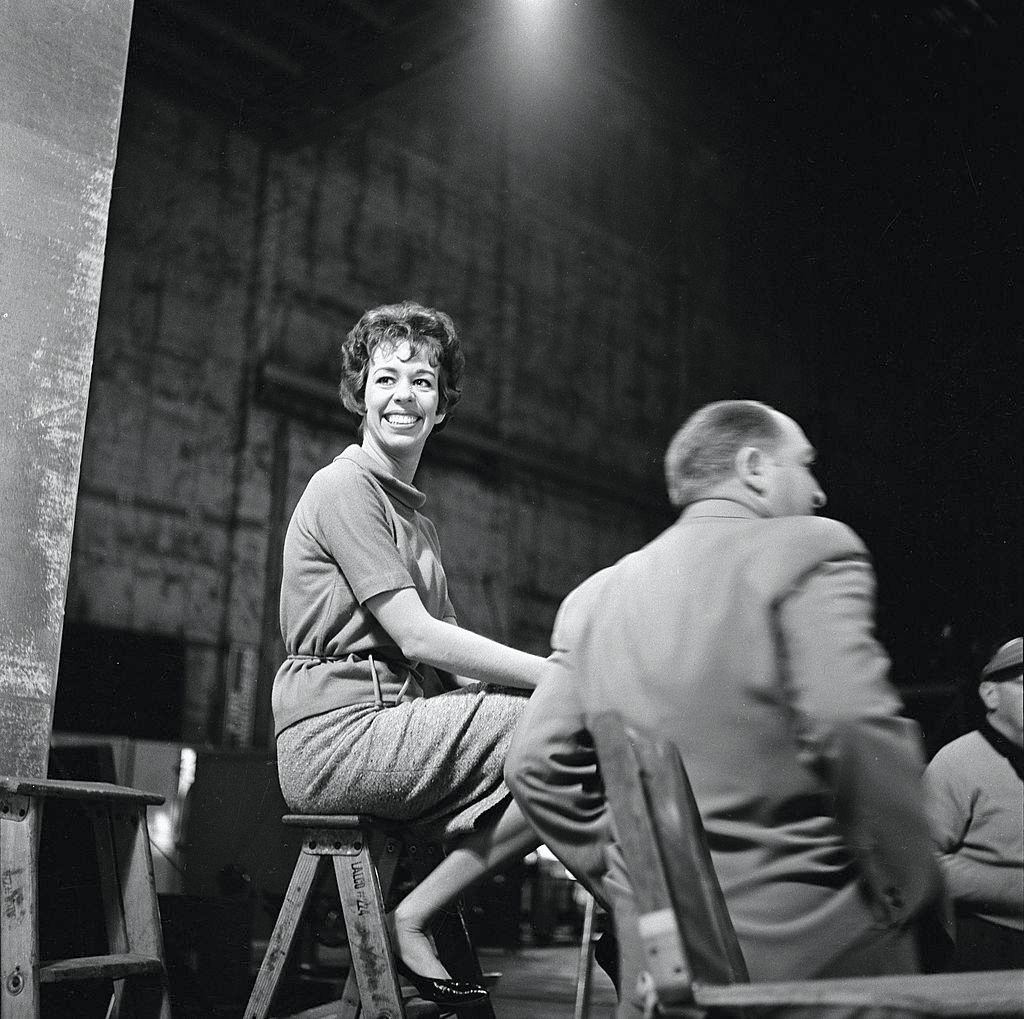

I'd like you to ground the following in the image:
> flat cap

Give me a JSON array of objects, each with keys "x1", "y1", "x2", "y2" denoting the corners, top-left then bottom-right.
[{"x1": 980, "y1": 637, "x2": 1023, "y2": 682}]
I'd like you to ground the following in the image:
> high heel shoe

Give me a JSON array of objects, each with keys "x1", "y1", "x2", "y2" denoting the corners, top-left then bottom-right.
[
  {"x1": 593, "y1": 928, "x2": 620, "y2": 993},
  {"x1": 394, "y1": 957, "x2": 489, "y2": 1006}
]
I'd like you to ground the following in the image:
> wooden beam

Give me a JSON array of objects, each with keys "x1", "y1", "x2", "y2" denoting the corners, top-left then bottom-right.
[
  {"x1": 255, "y1": 362, "x2": 671, "y2": 515},
  {"x1": 0, "y1": 0, "x2": 135, "y2": 776}
]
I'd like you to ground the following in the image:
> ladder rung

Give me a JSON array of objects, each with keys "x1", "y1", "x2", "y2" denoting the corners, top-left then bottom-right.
[{"x1": 39, "y1": 952, "x2": 163, "y2": 984}]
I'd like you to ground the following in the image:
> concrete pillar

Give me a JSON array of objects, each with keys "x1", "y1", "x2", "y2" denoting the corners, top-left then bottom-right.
[{"x1": 0, "y1": 0, "x2": 134, "y2": 775}]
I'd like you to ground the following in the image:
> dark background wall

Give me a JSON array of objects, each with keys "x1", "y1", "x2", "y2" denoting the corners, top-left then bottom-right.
[{"x1": 58, "y1": 1, "x2": 1020, "y2": 752}]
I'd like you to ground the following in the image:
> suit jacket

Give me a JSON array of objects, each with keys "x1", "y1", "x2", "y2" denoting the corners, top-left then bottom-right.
[{"x1": 506, "y1": 499, "x2": 941, "y2": 982}]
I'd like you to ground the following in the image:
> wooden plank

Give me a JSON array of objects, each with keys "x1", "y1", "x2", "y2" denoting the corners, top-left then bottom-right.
[
  {"x1": 692, "y1": 970, "x2": 1024, "y2": 1016},
  {"x1": 589, "y1": 713, "x2": 694, "y2": 1006},
  {"x1": 0, "y1": 802, "x2": 43, "y2": 1016},
  {"x1": 0, "y1": 776, "x2": 163, "y2": 806},
  {"x1": 109, "y1": 805, "x2": 171, "y2": 1016},
  {"x1": 331, "y1": 842, "x2": 406, "y2": 1018},
  {"x1": 638, "y1": 739, "x2": 748, "y2": 985},
  {"x1": 338, "y1": 969, "x2": 362, "y2": 1019},
  {"x1": 38, "y1": 952, "x2": 162, "y2": 984},
  {"x1": 91, "y1": 805, "x2": 130, "y2": 1016},
  {"x1": 282, "y1": 814, "x2": 368, "y2": 829},
  {"x1": 245, "y1": 849, "x2": 321, "y2": 1019},
  {"x1": 0, "y1": 0, "x2": 135, "y2": 777},
  {"x1": 369, "y1": 829, "x2": 402, "y2": 903}
]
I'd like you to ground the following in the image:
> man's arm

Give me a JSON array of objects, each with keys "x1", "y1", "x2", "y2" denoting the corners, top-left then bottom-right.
[
  {"x1": 505, "y1": 651, "x2": 614, "y2": 903},
  {"x1": 778, "y1": 555, "x2": 943, "y2": 922},
  {"x1": 925, "y1": 751, "x2": 1023, "y2": 919},
  {"x1": 779, "y1": 557, "x2": 901, "y2": 725}
]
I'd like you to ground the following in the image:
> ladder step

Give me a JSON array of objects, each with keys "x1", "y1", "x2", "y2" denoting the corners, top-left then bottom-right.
[{"x1": 39, "y1": 952, "x2": 163, "y2": 984}]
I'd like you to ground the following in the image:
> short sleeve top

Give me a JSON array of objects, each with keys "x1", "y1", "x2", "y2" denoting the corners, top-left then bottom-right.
[{"x1": 271, "y1": 445, "x2": 457, "y2": 735}]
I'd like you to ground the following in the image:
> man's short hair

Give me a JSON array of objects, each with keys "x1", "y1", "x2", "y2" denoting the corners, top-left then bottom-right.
[{"x1": 664, "y1": 400, "x2": 785, "y2": 509}]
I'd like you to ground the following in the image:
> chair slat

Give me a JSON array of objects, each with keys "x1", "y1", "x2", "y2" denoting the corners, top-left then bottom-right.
[
  {"x1": 639, "y1": 738, "x2": 749, "y2": 985},
  {"x1": 590, "y1": 713, "x2": 695, "y2": 1006}
]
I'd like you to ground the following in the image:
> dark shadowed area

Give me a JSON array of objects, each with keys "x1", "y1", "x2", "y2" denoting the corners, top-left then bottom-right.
[{"x1": 58, "y1": 0, "x2": 1019, "y2": 749}]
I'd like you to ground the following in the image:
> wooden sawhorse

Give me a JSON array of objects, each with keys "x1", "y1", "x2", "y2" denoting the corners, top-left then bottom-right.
[
  {"x1": 246, "y1": 815, "x2": 495, "y2": 1019},
  {"x1": 0, "y1": 776, "x2": 171, "y2": 1018}
]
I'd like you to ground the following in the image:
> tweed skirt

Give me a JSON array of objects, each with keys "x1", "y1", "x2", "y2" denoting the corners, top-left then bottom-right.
[{"x1": 276, "y1": 686, "x2": 528, "y2": 843}]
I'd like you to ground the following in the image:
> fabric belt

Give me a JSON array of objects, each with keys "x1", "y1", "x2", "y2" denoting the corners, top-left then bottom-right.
[{"x1": 287, "y1": 653, "x2": 425, "y2": 708}]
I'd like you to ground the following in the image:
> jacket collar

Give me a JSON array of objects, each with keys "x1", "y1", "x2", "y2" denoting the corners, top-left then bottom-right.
[{"x1": 680, "y1": 498, "x2": 762, "y2": 521}]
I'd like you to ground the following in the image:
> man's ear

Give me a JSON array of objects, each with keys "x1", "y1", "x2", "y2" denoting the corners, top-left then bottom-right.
[
  {"x1": 735, "y1": 445, "x2": 770, "y2": 495},
  {"x1": 979, "y1": 680, "x2": 999, "y2": 712}
]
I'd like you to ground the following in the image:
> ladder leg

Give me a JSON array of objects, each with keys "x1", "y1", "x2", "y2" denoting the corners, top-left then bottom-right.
[
  {"x1": 337, "y1": 831, "x2": 403, "y2": 1019},
  {"x1": 245, "y1": 850, "x2": 322, "y2": 1019},
  {"x1": 337, "y1": 968, "x2": 362, "y2": 1019},
  {"x1": 109, "y1": 805, "x2": 172, "y2": 1018},
  {"x1": 332, "y1": 830, "x2": 405, "y2": 1019},
  {"x1": 0, "y1": 795, "x2": 42, "y2": 1019},
  {"x1": 92, "y1": 805, "x2": 129, "y2": 1018},
  {"x1": 371, "y1": 830, "x2": 402, "y2": 905}
]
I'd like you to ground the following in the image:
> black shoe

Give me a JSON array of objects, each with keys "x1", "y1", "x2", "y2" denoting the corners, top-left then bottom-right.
[
  {"x1": 395, "y1": 957, "x2": 489, "y2": 1006},
  {"x1": 593, "y1": 929, "x2": 620, "y2": 993}
]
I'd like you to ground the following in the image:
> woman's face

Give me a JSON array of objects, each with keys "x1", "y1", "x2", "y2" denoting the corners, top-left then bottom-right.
[{"x1": 361, "y1": 340, "x2": 445, "y2": 462}]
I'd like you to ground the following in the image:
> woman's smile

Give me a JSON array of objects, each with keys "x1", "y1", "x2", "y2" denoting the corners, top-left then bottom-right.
[{"x1": 383, "y1": 411, "x2": 421, "y2": 428}]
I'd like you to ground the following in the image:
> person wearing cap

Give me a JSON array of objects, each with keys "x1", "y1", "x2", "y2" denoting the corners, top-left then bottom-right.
[{"x1": 924, "y1": 636, "x2": 1024, "y2": 971}]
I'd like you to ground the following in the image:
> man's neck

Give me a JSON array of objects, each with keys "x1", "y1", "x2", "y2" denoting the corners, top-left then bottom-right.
[
  {"x1": 695, "y1": 480, "x2": 767, "y2": 517},
  {"x1": 682, "y1": 497, "x2": 760, "y2": 519}
]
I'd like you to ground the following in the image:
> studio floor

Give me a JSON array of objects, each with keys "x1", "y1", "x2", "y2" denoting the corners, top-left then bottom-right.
[
  {"x1": 270, "y1": 945, "x2": 618, "y2": 1019},
  {"x1": 480, "y1": 945, "x2": 618, "y2": 1018}
]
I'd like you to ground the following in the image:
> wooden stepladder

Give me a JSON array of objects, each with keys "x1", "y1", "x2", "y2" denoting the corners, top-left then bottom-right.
[
  {"x1": 246, "y1": 814, "x2": 496, "y2": 1019},
  {"x1": 0, "y1": 776, "x2": 171, "y2": 1018}
]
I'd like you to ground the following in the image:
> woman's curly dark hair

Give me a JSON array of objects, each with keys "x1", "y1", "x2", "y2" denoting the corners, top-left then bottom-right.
[{"x1": 339, "y1": 301, "x2": 465, "y2": 432}]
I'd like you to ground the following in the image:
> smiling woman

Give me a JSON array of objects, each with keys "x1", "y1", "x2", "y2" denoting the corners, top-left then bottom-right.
[
  {"x1": 338, "y1": 302, "x2": 463, "y2": 456},
  {"x1": 357, "y1": 340, "x2": 449, "y2": 482},
  {"x1": 366, "y1": 349, "x2": 440, "y2": 434},
  {"x1": 271, "y1": 301, "x2": 547, "y2": 1005}
]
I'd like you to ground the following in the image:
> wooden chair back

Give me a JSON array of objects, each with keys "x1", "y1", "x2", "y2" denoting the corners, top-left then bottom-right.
[
  {"x1": 589, "y1": 711, "x2": 1024, "y2": 1017},
  {"x1": 589, "y1": 711, "x2": 746, "y2": 1007}
]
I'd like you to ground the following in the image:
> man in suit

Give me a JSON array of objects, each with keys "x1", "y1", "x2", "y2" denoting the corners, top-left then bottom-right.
[{"x1": 506, "y1": 400, "x2": 942, "y2": 1016}]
